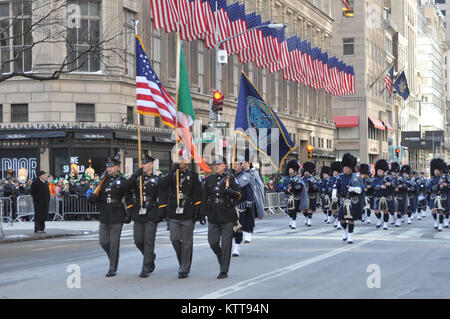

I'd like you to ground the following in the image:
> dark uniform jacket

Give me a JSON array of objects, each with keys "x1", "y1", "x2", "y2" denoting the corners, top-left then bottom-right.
[
  {"x1": 30, "y1": 178, "x2": 50, "y2": 220},
  {"x1": 201, "y1": 173, "x2": 245, "y2": 224},
  {"x1": 160, "y1": 169, "x2": 202, "y2": 221},
  {"x1": 90, "y1": 174, "x2": 133, "y2": 225},
  {"x1": 127, "y1": 173, "x2": 165, "y2": 223}
]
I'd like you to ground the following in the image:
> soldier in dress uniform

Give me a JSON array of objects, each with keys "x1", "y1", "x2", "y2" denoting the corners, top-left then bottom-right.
[
  {"x1": 329, "y1": 161, "x2": 343, "y2": 229},
  {"x1": 89, "y1": 157, "x2": 133, "y2": 277},
  {"x1": 201, "y1": 156, "x2": 244, "y2": 279},
  {"x1": 126, "y1": 155, "x2": 166, "y2": 278},
  {"x1": 161, "y1": 154, "x2": 203, "y2": 279},
  {"x1": 332, "y1": 153, "x2": 364, "y2": 244},
  {"x1": 428, "y1": 158, "x2": 448, "y2": 231},
  {"x1": 359, "y1": 164, "x2": 373, "y2": 224},
  {"x1": 319, "y1": 166, "x2": 332, "y2": 224},
  {"x1": 302, "y1": 161, "x2": 317, "y2": 227},
  {"x1": 282, "y1": 160, "x2": 308, "y2": 229}
]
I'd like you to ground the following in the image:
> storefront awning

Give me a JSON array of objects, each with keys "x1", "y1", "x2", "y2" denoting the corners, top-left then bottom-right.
[
  {"x1": 333, "y1": 116, "x2": 359, "y2": 128},
  {"x1": 368, "y1": 116, "x2": 385, "y2": 130},
  {"x1": 383, "y1": 121, "x2": 394, "y2": 131}
]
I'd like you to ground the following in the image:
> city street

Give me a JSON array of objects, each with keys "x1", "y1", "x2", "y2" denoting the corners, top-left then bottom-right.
[{"x1": 1, "y1": 211, "x2": 450, "y2": 299}]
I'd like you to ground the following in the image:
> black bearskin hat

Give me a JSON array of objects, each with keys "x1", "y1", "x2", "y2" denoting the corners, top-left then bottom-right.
[
  {"x1": 302, "y1": 161, "x2": 316, "y2": 175},
  {"x1": 430, "y1": 158, "x2": 446, "y2": 177},
  {"x1": 321, "y1": 166, "x2": 331, "y2": 176},
  {"x1": 285, "y1": 159, "x2": 299, "y2": 175},
  {"x1": 390, "y1": 162, "x2": 400, "y2": 173},
  {"x1": 359, "y1": 164, "x2": 370, "y2": 175},
  {"x1": 375, "y1": 159, "x2": 389, "y2": 173},
  {"x1": 401, "y1": 165, "x2": 411, "y2": 175},
  {"x1": 330, "y1": 161, "x2": 342, "y2": 174},
  {"x1": 341, "y1": 153, "x2": 356, "y2": 170}
]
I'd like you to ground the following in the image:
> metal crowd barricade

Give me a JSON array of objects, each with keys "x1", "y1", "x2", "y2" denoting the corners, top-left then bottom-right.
[
  {"x1": 49, "y1": 195, "x2": 63, "y2": 221},
  {"x1": 15, "y1": 195, "x2": 34, "y2": 224},
  {"x1": 278, "y1": 192, "x2": 287, "y2": 214},
  {"x1": 0, "y1": 199, "x2": 4, "y2": 238},
  {"x1": 0, "y1": 197, "x2": 13, "y2": 225},
  {"x1": 62, "y1": 195, "x2": 99, "y2": 217},
  {"x1": 263, "y1": 192, "x2": 288, "y2": 215}
]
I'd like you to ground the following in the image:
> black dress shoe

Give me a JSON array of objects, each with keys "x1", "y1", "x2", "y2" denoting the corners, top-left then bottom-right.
[
  {"x1": 139, "y1": 271, "x2": 149, "y2": 278},
  {"x1": 217, "y1": 272, "x2": 228, "y2": 279},
  {"x1": 178, "y1": 272, "x2": 189, "y2": 279},
  {"x1": 105, "y1": 271, "x2": 116, "y2": 277}
]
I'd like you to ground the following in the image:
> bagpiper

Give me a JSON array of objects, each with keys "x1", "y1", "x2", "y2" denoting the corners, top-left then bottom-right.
[
  {"x1": 428, "y1": 158, "x2": 448, "y2": 231},
  {"x1": 372, "y1": 159, "x2": 396, "y2": 230},
  {"x1": 282, "y1": 160, "x2": 308, "y2": 229},
  {"x1": 396, "y1": 165, "x2": 410, "y2": 226},
  {"x1": 417, "y1": 171, "x2": 428, "y2": 219},
  {"x1": 360, "y1": 163, "x2": 373, "y2": 224},
  {"x1": 330, "y1": 161, "x2": 343, "y2": 229},
  {"x1": 332, "y1": 153, "x2": 364, "y2": 244},
  {"x1": 319, "y1": 166, "x2": 332, "y2": 224},
  {"x1": 302, "y1": 161, "x2": 318, "y2": 227},
  {"x1": 403, "y1": 165, "x2": 418, "y2": 224},
  {"x1": 390, "y1": 162, "x2": 402, "y2": 226},
  {"x1": 445, "y1": 165, "x2": 450, "y2": 228}
]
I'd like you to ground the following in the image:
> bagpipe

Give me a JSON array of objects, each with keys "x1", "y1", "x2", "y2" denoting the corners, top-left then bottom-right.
[{"x1": 433, "y1": 177, "x2": 448, "y2": 211}]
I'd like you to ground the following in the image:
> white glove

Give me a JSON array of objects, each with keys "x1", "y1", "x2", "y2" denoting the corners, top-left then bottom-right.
[
  {"x1": 348, "y1": 186, "x2": 362, "y2": 194},
  {"x1": 332, "y1": 189, "x2": 338, "y2": 201}
]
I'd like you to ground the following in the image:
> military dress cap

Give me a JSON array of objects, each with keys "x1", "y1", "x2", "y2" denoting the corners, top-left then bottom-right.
[
  {"x1": 330, "y1": 161, "x2": 342, "y2": 174},
  {"x1": 412, "y1": 170, "x2": 418, "y2": 175},
  {"x1": 105, "y1": 157, "x2": 120, "y2": 167},
  {"x1": 321, "y1": 166, "x2": 331, "y2": 176},
  {"x1": 375, "y1": 159, "x2": 389, "y2": 172},
  {"x1": 38, "y1": 170, "x2": 47, "y2": 177},
  {"x1": 141, "y1": 154, "x2": 155, "y2": 164},
  {"x1": 430, "y1": 158, "x2": 446, "y2": 177},
  {"x1": 359, "y1": 164, "x2": 370, "y2": 175},
  {"x1": 213, "y1": 155, "x2": 227, "y2": 165},
  {"x1": 341, "y1": 153, "x2": 357, "y2": 169},
  {"x1": 401, "y1": 165, "x2": 411, "y2": 175},
  {"x1": 302, "y1": 161, "x2": 316, "y2": 174},
  {"x1": 390, "y1": 162, "x2": 400, "y2": 173}
]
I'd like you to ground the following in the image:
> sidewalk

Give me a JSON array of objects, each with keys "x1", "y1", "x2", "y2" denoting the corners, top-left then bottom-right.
[{"x1": 0, "y1": 221, "x2": 101, "y2": 244}]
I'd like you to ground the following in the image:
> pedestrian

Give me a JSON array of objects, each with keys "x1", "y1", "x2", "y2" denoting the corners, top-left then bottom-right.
[
  {"x1": 202, "y1": 156, "x2": 244, "y2": 279},
  {"x1": 30, "y1": 171, "x2": 50, "y2": 233},
  {"x1": 127, "y1": 155, "x2": 167, "y2": 278},
  {"x1": 89, "y1": 156, "x2": 133, "y2": 277},
  {"x1": 161, "y1": 153, "x2": 203, "y2": 279}
]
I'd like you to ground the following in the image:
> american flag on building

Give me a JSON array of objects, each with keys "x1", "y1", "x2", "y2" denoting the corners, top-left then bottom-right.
[{"x1": 384, "y1": 66, "x2": 394, "y2": 98}]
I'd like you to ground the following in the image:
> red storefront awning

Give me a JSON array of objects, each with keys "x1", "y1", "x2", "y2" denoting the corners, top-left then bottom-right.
[
  {"x1": 383, "y1": 121, "x2": 394, "y2": 131},
  {"x1": 368, "y1": 116, "x2": 385, "y2": 130},
  {"x1": 333, "y1": 116, "x2": 359, "y2": 128}
]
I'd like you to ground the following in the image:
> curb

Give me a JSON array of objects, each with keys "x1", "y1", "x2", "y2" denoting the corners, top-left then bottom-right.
[{"x1": 0, "y1": 233, "x2": 79, "y2": 245}]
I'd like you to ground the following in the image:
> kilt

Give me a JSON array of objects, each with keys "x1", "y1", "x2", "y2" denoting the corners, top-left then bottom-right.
[
  {"x1": 338, "y1": 198, "x2": 362, "y2": 221},
  {"x1": 373, "y1": 196, "x2": 396, "y2": 212}
]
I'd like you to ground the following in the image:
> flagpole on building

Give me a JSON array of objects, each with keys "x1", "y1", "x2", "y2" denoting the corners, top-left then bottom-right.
[
  {"x1": 134, "y1": 20, "x2": 143, "y2": 208},
  {"x1": 368, "y1": 60, "x2": 395, "y2": 90}
]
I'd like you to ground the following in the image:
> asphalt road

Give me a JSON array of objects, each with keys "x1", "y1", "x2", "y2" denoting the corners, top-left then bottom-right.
[{"x1": 1, "y1": 211, "x2": 450, "y2": 299}]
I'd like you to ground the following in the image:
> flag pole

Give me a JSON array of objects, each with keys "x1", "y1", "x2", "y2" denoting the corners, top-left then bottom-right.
[
  {"x1": 175, "y1": 31, "x2": 181, "y2": 208},
  {"x1": 134, "y1": 21, "x2": 143, "y2": 209}
]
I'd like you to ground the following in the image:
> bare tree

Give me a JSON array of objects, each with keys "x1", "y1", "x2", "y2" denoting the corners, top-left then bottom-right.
[{"x1": 0, "y1": 0, "x2": 131, "y2": 83}]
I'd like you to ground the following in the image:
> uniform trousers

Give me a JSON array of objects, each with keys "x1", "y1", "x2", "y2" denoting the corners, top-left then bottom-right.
[
  {"x1": 99, "y1": 223, "x2": 123, "y2": 272},
  {"x1": 169, "y1": 219, "x2": 194, "y2": 274},
  {"x1": 208, "y1": 222, "x2": 234, "y2": 274},
  {"x1": 133, "y1": 220, "x2": 158, "y2": 273}
]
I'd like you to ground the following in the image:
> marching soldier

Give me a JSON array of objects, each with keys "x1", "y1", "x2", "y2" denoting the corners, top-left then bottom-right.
[
  {"x1": 127, "y1": 155, "x2": 166, "y2": 278},
  {"x1": 428, "y1": 158, "x2": 447, "y2": 231},
  {"x1": 282, "y1": 160, "x2": 308, "y2": 229},
  {"x1": 372, "y1": 160, "x2": 396, "y2": 230},
  {"x1": 201, "y1": 156, "x2": 244, "y2": 279},
  {"x1": 332, "y1": 153, "x2": 364, "y2": 244},
  {"x1": 319, "y1": 166, "x2": 332, "y2": 224},
  {"x1": 360, "y1": 164, "x2": 373, "y2": 224},
  {"x1": 89, "y1": 156, "x2": 133, "y2": 277},
  {"x1": 330, "y1": 161, "x2": 343, "y2": 229},
  {"x1": 161, "y1": 154, "x2": 203, "y2": 279},
  {"x1": 302, "y1": 161, "x2": 317, "y2": 227}
]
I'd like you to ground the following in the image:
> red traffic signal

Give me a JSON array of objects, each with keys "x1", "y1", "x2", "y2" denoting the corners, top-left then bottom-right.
[
  {"x1": 307, "y1": 145, "x2": 313, "y2": 152},
  {"x1": 212, "y1": 90, "x2": 224, "y2": 113},
  {"x1": 395, "y1": 148, "x2": 400, "y2": 157}
]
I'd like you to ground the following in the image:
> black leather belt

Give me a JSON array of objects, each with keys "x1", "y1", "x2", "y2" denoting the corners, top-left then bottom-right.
[
  {"x1": 104, "y1": 198, "x2": 121, "y2": 204},
  {"x1": 212, "y1": 198, "x2": 226, "y2": 204}
]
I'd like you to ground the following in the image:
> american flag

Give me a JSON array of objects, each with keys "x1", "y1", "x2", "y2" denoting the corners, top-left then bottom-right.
[
  {"x1": 341, "y1": 0, "x2": 351, "y2": 10},
  {"x1": 135, "y1": 36, "x2": 178, "y2": 128},
  {"x1": 223, "y1": 3, "x2": 248, "y2": 55},
  {"x1": 204, "y1": 0, "x2": 231, "y2": 49},
  {"x1": 384, "y1": 66, "x2": 394, "y2": 98},
  {"x1": 179, "y1": 0, "x2": 209, "y2": 41},
  {"x1": 239, "y1": 13, "x2": 264, "y2": 63},
  {"x1": 150, "y1": 0, "x2": 180, "y2": 33}
]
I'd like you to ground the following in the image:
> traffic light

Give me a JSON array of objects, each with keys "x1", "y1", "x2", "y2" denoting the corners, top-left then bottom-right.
[
  {"x1": 395, "y1": 147, "x2": 400, "y2": 158},
  {"x1": 307, "y1": 145, "x2": 313, "y2": 161},
  {"x1": 212, "y1": 90, "x2": 224, "y2": 113}
]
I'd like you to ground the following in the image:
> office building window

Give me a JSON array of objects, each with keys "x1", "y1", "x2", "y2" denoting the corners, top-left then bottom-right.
[
  {"x1": 343, "y1": 38, "x2": 354, "y2": 56},
  {"x1": 76, "y1": 103, "x2": 95, "y2": 122},
  {"x1": 124, "y1": 9, "x2": 136, "y2": 77},
  {"x1": 67, "y1": 0, "x2": 101, "y2": 72},
  {"x1": 11, "y1": 104, "x2": 28, "y2": 122},
  {"x1": 127, "y1": 106, "x2": 134, "y2": 124}
]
